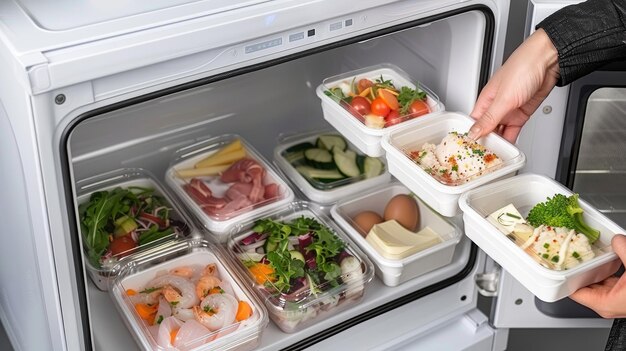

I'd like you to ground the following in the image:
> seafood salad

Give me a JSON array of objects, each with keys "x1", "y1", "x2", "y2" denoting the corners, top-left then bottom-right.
[
  {"x1": 125, "y1": 263, "x2": 256, "y2": 350},
  {"x1": 408, "y1": 131, "x2": 502, "y2": 185},
  {"x1": 232, "y1": 212, "x2": 369, "y2": 333}
]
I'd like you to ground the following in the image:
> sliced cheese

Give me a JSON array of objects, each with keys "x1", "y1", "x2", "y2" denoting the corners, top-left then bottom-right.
[
  {"x1": 486, "y1": 203, "x2": 526, "y2": 235},
  {"x1": 194, "y1": 147, "x2": 246, "y2": 169},
  {"x1": 366, "y1": 220, "x2": 442, "y2": 260}
]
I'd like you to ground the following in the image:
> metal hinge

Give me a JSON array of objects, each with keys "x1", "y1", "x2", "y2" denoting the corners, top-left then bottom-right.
[{"x1": 475, "y1": 268, "x2": 501, "y2": 297}]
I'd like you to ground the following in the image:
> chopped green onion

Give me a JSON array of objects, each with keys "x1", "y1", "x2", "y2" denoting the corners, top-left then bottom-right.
[{"x1": 505, "y1": 212, "x2": 522, "y2": 220}]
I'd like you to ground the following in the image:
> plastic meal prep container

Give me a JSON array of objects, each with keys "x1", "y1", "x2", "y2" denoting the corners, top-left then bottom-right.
[
  {"x1": 76, "y1": 168, "x2": 197, "y2": 291},
  {"x1": 226, "y1": 201, "x2": 374, "y2": 333},
  {"x1": 165, "y1": 134, "x2": 295, "y2": 242},
  {"x1": 330, "y1": 183, "x2": 462, "y2": 286},
  {"x1": 273, "y1": 130, "x2": 392, "y2": 204},
  {"x1": 316, "y1": 63, "x2": 443, "y2": 157},
  {"x1": 459, "y1": 173, "x2": 623, "y2": 302},
  {"x1": 110, "y1": 239, "x2": 268, "y2": 351},
  {"x1": 380, "y1": 111, "x2": 526, "y2": 217}
]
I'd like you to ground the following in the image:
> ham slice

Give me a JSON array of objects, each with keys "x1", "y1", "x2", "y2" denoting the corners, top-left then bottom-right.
[
  {"x1": 264, "y1": 183, "x2": 278, "y2": 200},
  {"x1": 220, "y1": 158, "x2": 265, "y2": 183},
  {"x1": 184, "y1": 178, "x2": 227, "y2": 209}
]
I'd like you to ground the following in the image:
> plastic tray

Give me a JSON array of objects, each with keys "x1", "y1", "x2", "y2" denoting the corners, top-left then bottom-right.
[
  {"x1": 165, "y1": 134, "x2": 295, "y2": 241},
  {"x1": 273, "y1": 130, "x2": 391, "y2": 204},
  {"x1": 330, "y1": 183, "x2": 461, "y2": 286},
  {"x1": 110, "y1": 239, "x2": 268, "y2": 351},
  {"x1": 226, "y1": 201, "x2": 374, "y2": 333},
  {"x1": 316, "y1": 63, "x2": 443, "y2": 157},
  {"x1": 381, "y1": 111, "x2": 526, "y2": 217},
  {"x1": 76, "y1": 168, "x2": 196, "y2": 291},
  {"x1": 459, "y1": 173, "x2": 623, "y2": 302}
]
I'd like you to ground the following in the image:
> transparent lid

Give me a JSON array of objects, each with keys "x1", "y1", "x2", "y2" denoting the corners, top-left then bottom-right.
[
  {"x1": 276, "y1": 130, "x2": 387, "y2": 191},
  {"x1": 76, "y1": 168, "x2": 195, "y2": 274},
  {"x1": 387, "y1": 112, "x2": 526, "y2": 190},
  {"x1": 110, "y1": 239, "x2": 268, "y2": 351},
  {"x1": 166, "y1": 134, "x2": 292, "y2": 222},
  {"x1": 321, "y1": 63, "x2": 441, "y2": 130},
  {"x1": 227, "y1": 201, "x2": 374, "y2": 313}
]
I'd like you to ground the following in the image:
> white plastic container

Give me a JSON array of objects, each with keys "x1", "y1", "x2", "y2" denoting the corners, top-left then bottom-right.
[
  {"x1": 226, "y1": 201, "x2": 374, "y2": 333},
  {"x1": 316, "y1": 63, "x2": 443, "y2": 157},
  {"x1": 165, "y1": 134, "x2": 295, "y2": 242},
  {"x1": 381, "y1": 112, "x2": 526, "y2": 217},
  {"x1": 110, "y1": 239, "x2": 268, "y2": 351},
  {"x1": 273, "y1": 130, "x2": 391, "y2": 204},
  {"x1": 459, "y1": 173, "x2": 623, "y2": 302},
  {"x1": 330, "y1": 183, "x2": 462, "y2": 286},
  {"x1": 76, "y1": 168, "x2": 197, "y2": 291}
]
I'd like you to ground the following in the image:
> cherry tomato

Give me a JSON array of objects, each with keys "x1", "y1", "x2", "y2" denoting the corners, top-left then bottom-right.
[
  {"x1": 408, "y1": 99, "x2": 430, "y2": 117},
  {"x1": 109, "y1": 235, "x2": 137, "y2": 257},
  {"x1": 378, "y1": 89, "x2": 399, "y2": 110},
  {"x1": 384, "y1": 110, "x2": 403, "y2": 127},
  {"x1": 371, "y1": 97, "x2": 391, "y2": 117},
  {"x1": 357, "y1": 79, "x2": 374, "y2": 94},
  {"x1": 350, "y1": 96, "x2": 371, "y2": 116}
]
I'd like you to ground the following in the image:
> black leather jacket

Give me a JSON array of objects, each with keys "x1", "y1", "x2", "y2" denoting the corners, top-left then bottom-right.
[{"x1": 536, "y1": 0, "x2": 626, "y2": 86}]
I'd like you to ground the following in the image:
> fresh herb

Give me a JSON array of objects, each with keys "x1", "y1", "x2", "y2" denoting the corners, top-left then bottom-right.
[
  {"x1": 156, "y1": 315, "x2": 163, "y2": 324},
  {"x1": 572, "y1": 252, "x2": 581, "y2": 259},
  {"x1": 170, "y1": 301, "x2": 179, "y2": 306},
  {"x1": 139, "y1": 287, "x2": 161, "y2": 294},
  {"x1": 203, "y1": 305, "x2": 215, "y2": 314},
  {"x1": 374, "y1": 75, "x2": 396, "y2": 90},
  {"x1": 505, "y1": 212, "x2": 522, "y2": 220},
  {"x1": 543, "y1": 243, "x2": 550, "y2": 249},
  {"x1": 397, "y1": 85, "x2": 427, "y2": 114},
  {"x1": 551, "y1": 255, "x2": 560, "y2": 263},
  {"x1": 542, "y1": 253, "x2": 549, "y2": 259},
  {"x1": 472, "y1": 148, "x2": 485, "y2": 156},
  {"x1": 451, "y1": 165, "x2": 459, "y2": 172}
]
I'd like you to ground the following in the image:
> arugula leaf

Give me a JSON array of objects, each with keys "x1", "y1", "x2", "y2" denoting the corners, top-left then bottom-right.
[{"x1": 397, "y1": 85, "x2": 427, "y2": 115}]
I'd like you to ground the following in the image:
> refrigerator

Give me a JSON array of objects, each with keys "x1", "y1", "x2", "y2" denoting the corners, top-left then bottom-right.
[{"x1": 0, "y1": 0, "x2": 614, "y2": 350}]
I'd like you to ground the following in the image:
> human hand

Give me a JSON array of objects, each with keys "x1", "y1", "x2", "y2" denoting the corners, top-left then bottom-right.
[
  {"x1": 570, "y1": 234, "x2": 626, "y2": 319},
  {"x1": 468, "y1": 29, "x2": 560, "y2": 143}
]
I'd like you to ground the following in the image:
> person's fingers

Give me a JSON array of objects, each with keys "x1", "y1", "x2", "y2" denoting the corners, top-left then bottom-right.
[
  {"x1": 469, "y1": 90, "x2": 516, "y2": 140},
  {"x1": 501, "y1": 125, "x2": 522, "y2": 144},
  {"x1": 611, "y1": 234, "x2": 626, "y2": 263}
]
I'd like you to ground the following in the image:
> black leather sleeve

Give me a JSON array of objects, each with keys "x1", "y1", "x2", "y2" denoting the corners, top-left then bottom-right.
[{"x1": 536, "y1": 0, "x2": 626, "y2": 86}]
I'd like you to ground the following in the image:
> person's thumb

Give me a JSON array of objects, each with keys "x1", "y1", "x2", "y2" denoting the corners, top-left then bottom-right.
[
  {"x1": 611, "y1": 234, "x2": 626, "y2": 264},
  {"x1": 468, "y1": 96, "x2": 511, "y2": 140}
]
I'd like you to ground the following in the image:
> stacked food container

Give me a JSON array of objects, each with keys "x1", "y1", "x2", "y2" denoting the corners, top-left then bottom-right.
[
  {"x1": 316, "y1": 62, "x2": 625, "y2": 303},
  {"x1": 74, "y1": 62, "x2": 626, "y2": 350}
]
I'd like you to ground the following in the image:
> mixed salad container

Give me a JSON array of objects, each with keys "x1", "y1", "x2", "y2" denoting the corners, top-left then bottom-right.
[{"x1": 227, "y1": 201, "x2": 374, "y2": 333}]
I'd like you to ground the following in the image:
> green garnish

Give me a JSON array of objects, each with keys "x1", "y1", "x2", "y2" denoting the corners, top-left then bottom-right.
[
  {"x1": 139, "y1": 287, "x2": 161, "y2": 294},
  {"x1": 542, "y1": 254, "x2": 549, "y2": 259},
  {"x1": 156, "y1": 315, "x2": 163, "y2": 324},
  {"x1": 505, "y1": 213, "x2": 522, "y2": 220},
  {"x1": 572, "y1": 252, "x2": 581, "y2": 259},
  {"x1": 451, "y1": 165, "x2": 459, "y2": 172},
  {"x1": 543, "y1": 243, "x2": 550, "y2": 249},
  {"x1": 170, "y1": 301, "x2": 179, "y2": 306},
  {"x1": 203, "y1": 306, "x2": 215, "y2": 313},
  {"x1": 397, "y1": 85, "x2": 427, "y2": 115},
  {"x1": 551, "y1": 255, "x2": 560, "y2": 263}
]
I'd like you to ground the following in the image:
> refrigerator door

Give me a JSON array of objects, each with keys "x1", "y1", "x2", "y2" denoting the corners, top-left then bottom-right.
[{"x1": 491, "y1": 0, "x2": 612, "y2": 329}]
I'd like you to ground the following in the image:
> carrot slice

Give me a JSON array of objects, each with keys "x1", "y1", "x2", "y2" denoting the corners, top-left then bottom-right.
[
  {"x1": 236, "y1": 301, "x2": 253, "y2": 322},
  {"x1": 126, "y1": 289, "x2": 137, "y2": 296},
  {"x1": 170, "y1": 328, "x2": 179, "y2": 345},
  {"x1": 135, "y1": 303, "x2": 157, "y2": 322},
  {"x1": 379, "y1": 89, "x2": 399, "y2": 110}
]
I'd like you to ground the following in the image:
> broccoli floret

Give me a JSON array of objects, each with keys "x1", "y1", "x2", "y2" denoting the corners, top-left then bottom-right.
[{"x1": 526, "y1": 194, "x2": 600, "y2": 244}]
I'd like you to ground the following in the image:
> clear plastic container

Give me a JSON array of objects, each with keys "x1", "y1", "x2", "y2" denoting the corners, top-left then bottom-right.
[
  {"x1": 110, "y1": 239, "x2": 268, "y2": 351},
  {"x1": 76, "y1": 168, "x2": 197, "y2": 291},
  {"x1": 273, "y1": 130, "x2": 391, "y2": 204},
  {"x1": 381, "y1": 111, "x2": 526, "y2": 217},
  {"x1": 165, "y1": 134, "x2": 295, "y2": 241},
  {"x1": 226, "y1": 201, "x2": 374, "y2": 333},
  {"x1": 459, "y1": 173, "x2": 623, "y2": 302},
  {"x1": 331, "y1": 183, "x2": 462, "y2": 286},
  {"x1": 315, "y1": 63, "x2": 443, "y2": 157}
]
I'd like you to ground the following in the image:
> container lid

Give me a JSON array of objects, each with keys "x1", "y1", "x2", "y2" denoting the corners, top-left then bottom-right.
[
  {"x1": 459, "y1": 173, "x2": 621, "y2": 280},
  {"x1": 331, "y1": 183, "x2": 462, "y2": 268},
  {"x1": 110, "y1": 239, "x2": 268, "y2": 351},
  {"x1": 165, "y1": 134, "x2": 295, "y2": 237},
  {"x1": 381, "y1": 112, "x2": 526, "y2": 194},
  {"x1": 273, "y1": 130, "x2": 391, "y2": 203},
  {"x1": 317, "y1": 63, "x2": 442, "y2": 135},
  {"x1": 76, "y1": 168, "x2": 197, "y2": 275},
  {"x1": 227, "y1": 201, "x2": 374, "y2": 312}
]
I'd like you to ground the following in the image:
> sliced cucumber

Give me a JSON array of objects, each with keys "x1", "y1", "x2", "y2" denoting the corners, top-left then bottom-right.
[
  {"x1": 285, "y1": 142, "x2": 315, "y2": 154},
  {"x1": 316, "y1": 135, "x2": 347, "y2": 152},
  {"x1": 363, "y1": 157, "x2": 384, "y2": 178},
  {"x1": 295, "y1": 166, "x2": 345, "y2": 181},
  {"x1": 304, "y1": 148, "x2": 335, "y2": 169},
  {"x1": 333, "y1": 148, "x2": 360, "y2": 177},
  {"x1": 356, "y1": 155, "x2": 367, "y2": 174},
  {"x1": 289, "y1": 250, "x2": 305, "y2": 262},
  {"x1": 284, "y1": 150, "x2": 305, "y2": 164},
  {"x1": 263, "y1": 238, "x2": 279, "y2": 253}
]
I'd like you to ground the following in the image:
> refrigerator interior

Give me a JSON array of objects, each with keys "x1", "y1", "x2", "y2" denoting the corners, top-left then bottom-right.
[{"x1": 66, "y1": 9, "x2": 490, "y2": 350}]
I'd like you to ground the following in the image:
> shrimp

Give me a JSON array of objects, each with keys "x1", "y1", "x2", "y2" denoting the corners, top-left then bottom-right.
[
  {"x1": 196, "y1": 275, "x2": 222, "y2": 299},
  {"x1": 169, "y1": 266, "x2": 195, "y2": 279},
  {"x1": 145, "y1": 274, "x2": 199, "y2": 309},
  {"x1": 202, "y1": 263, "x2": 218, "y2": 277},
  {"x1": 192, "y1": 293, "x2": 238, "y2": 331}
]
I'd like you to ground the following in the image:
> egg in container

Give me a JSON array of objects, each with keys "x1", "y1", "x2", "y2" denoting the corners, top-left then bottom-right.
[
  {"x1": 165, "y1": 134, "x2": 295, "y2": 242},
  {"x1": 316, "y1": 63, "x2": 443, "y2": 157},
  {"x1": 76, "y1": 168, "x2": 197, "y2": 291},
  {"x1": 459, "y1": 173, "x2": 623, "y2": 302},
  {"x1": 380, "y1": 112, "x2": 526, "y2": 217},
  {"x1": 227, "y1": 201, "x2": 374, "y2": 333},
  {"x1": 273, "y1": 130, "x2": 391, "y2": 205},
  {"x1": 110, "y1": 239, "x2": 268, "y2": 351},
  {"x1": 331, "y1": 183, "x2": 462, "y2": 286}
]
